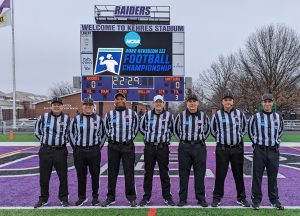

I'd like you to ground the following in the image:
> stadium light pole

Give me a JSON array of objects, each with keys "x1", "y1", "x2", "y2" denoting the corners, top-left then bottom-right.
[{"x1": 11, "y1": 0, "x2": 17, "y2": 129}]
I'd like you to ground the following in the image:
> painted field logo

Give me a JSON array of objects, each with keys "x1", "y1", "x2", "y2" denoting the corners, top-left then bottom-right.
[{"x1": 124, "y1": 32, "x2": 141, "y2": 48}]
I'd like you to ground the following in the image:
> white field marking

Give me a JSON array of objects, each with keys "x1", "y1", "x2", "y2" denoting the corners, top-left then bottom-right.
[
  {"x1": 0, "y1": 155, "x2": 37, "y2": 168},
  {"x1": 1, "y1": 142, "x2": 300, "y2": 147},
  {"x1": 0, "y1": 206, "x2": 300, "y2": 209},
  {"x1": 100, "y1": 163, "x2": 108, "y2": 175},
  {"x1": 0, "y1": 166, "x2": 75, "y2": 178},
  {"x1": 0, "y1": 152, "x2": 19, "y2": 159}
]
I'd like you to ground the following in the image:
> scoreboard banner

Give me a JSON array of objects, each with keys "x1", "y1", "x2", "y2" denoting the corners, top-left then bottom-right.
[
  {"x1": 80, "y1": 24, "x2": 184, "y2": 77},
  {"x1": 82, "y1": 75, "x2": 185, "y2": 102}
]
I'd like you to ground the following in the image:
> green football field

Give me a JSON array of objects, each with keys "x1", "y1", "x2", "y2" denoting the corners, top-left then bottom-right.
[
  {"x1": 0, "y1": 208, "x2": 300, "y2": 216},
  {"x1": 0, "y1": 133, "x2": 299, "y2": 142}
]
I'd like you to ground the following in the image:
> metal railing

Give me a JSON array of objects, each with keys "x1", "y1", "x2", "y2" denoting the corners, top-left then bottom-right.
[{"x1": 284, "y1": 120, "x2": 300, "y2": 131}]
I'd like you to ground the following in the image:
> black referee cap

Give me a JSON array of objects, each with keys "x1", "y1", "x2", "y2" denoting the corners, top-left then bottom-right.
[
  {"x1": 83, "y1": 97, "x2": 94, "y2": 105},
  {"x1": 262, "y1": 93, "x2": 274, "y2": 101},
  {"x1": 223, "y1": 90, "x2": 234, "y2": 99},
  {"x1": 186, "y1": 93, "x2": 198, "y2": 101},
  {"x1": 51, "y1": 97, "x2": 63, "y2": 104},
  {"x1": 114, "y1": 92, "x2": 126, "y2": 99}
]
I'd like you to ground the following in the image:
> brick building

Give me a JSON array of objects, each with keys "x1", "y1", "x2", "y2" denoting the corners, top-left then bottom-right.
[{"x1": 34, "y1": 92, "x2": 150, "y2": 118}]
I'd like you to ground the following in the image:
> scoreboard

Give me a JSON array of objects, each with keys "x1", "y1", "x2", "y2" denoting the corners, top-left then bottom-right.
[
  {"x1": 80, "y1": 23, "x2": 185, "y2": 102},
  {"x1": 82, "y1": 75, "x2": 184, "y2": 101}
]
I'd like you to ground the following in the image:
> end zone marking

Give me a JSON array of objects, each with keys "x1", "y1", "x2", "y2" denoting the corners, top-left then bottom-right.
[
  {"x1": 288, "y1": 147, "x2": 300, "y2": 152},
  {"x1": 0, "y1": 146, "x2": 37, "y2": 158}
]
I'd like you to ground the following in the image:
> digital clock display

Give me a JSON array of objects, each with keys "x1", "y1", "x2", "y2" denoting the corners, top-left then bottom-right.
[
  {"x1": 82, "y1": 75, "x2": 184, "y2": 102},
  {"x1": 112, "y1": 76, "x2": 154, "y2": 89}
]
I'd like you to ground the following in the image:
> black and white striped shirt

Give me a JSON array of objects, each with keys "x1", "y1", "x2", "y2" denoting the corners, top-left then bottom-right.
[
  {"x1": 174, "y1": 109, "x2": 210, "y2": 142},
  {"x1": 104, "y1": 108, "x2": 139, "y2": 143},
  {"x1": 248, "y1": 111, "x2": 283, "y2": 146},
  {"x1": 139, "y1": 110, "x2": 174, "y2": 143},
  {"x1": 34, "y1": 112, "x2": 70, "y2": 146},
  {"x1": 211, "y1": 108, "x2": 247, "y2": 145},
  {"x1": 69, "y1": 114, "x2": 106, "y2": 148}
]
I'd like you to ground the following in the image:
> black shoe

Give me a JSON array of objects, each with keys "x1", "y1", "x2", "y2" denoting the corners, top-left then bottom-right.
[
  {"x1": 252, "y1": 201, "x2": 260, "y2": 210},
  {"x1": 75, "y1": 198, "x2": 88, "y2": 206},
  {"x1": 237, "y1": 198, "x2": 250, "y2": 207},
  {"x1": 34, "y1": 200, "x2": 48, "y2": 208},
  {"x1": 101, "y1": 198, "x2": 116, "y2": 207},
  {"x1": 271, "y1": 200, "x2": 284, "y2": 210},
  {"x1": 177, "y1": 200, "x2": 186, "y2": 207},
  {"x1": 60, "y1": 200, "x2": 69, "y2": 207},
  {"x1": 129, "y1": 200, "x2": 137, "y2": 207},
  {"x1": 139, "y1": 199, "x2": 150, "y2": 207},
  {"x1": 211, "y1": 199, "x2": 221, "y2": 207},
  {"x1": 92, "y1": 198, "x2": 99, "y2": 206},
  {"x1": 164, "y1": 198, "x2": 175, "y2": 206},
  {"x1": 197, "y1": 200, "x2": 208, "y2": 207}
]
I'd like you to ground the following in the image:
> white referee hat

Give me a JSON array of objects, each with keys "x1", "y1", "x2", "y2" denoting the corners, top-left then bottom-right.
[{"x1": 153, "y1": 95, "x2": 164, "y2": 102}]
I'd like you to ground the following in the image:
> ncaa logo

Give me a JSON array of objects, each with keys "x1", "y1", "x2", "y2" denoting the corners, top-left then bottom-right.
[{"x1": 124, "y1": 32, "x2": 141, "y2": 48}]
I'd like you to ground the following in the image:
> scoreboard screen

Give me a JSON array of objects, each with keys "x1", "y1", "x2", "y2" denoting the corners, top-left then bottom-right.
[
  {"x1": 82, "y1": 76, "x2": 184, "y2": 102},
  {"x1": 80, "y1": 24, "x2": 184, "y2": 77},
  {"x1": 80, "y1": 23, "x2": 185, "y2": 102}
]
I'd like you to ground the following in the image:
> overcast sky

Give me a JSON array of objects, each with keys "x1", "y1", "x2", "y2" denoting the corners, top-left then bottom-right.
[{"x1": 1, "y1": 0, "x2": 300, "y2": 96}]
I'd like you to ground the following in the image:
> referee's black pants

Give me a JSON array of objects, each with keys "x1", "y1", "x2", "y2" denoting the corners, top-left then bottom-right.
[
  {"x1": 251, "y1": 146, "x2": 279, "y2": 204},
  {"x1": 213, "y1": 144, "x2": 246, "y2": 201},
  {"x1": 178, "y1": 142, "x2": 207, "y2": 202},
  {"x1": 142, "y1": 143, "x2": 172, "y2": 201},
  {"x1": 107, "y1": 141, "x2": 136, "y2": 201},
  {"x1": 38, "y1": 146, "x2": 68, "y2": 202},
  {"x1": 73, "y1": 145, "x2": 101, "y2": 200}
]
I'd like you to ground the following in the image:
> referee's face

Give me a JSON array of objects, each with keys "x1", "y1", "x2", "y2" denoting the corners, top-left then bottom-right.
[
  {"x1": 187, "y1": 99, "x2": 199, "y2": 113},
  {"x1": 153, "y1": 99, "x2": 164, "y2": 113},
  {"x1": 262, "y1": 100, "x2": 273, "y2": 112},
  {"x1": 222, "y1": 98, "x2": 234, "y2": 111},
  {"x1": 114, "y1": 95, "x2": 126, "y2": 108},
  {"x1": 51, "y1": 103, "x2": 63, "y2": 115},
  {"x1": 82, "y1": 104, "x2": 94, "y2": 115}
]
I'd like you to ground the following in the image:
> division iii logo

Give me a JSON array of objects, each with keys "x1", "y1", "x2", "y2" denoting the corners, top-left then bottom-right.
[
  {"x1": 124, "y1": 32, "x2": 141, "y2": 48},
  {"x1": 94, "y1": 48, "x2": 123, "y2": 75}
]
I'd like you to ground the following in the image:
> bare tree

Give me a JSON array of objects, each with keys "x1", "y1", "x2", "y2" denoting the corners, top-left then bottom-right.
[
  {"x1": 238, "y1": 24, "x2": 300, "y2": 109},
  {"x1": 49, "y1": 81, "x2": 77, "y2": 97},
  {"x1": 197, "y1": 54, "x2": 237, "y2": 107}
]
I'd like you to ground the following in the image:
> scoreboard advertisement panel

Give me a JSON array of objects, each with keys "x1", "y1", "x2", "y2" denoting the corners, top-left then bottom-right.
[
  {"x1": 80, "y1": 24, "x2": 185, "y2": 102},
  {"x1": 82, "y1": 76, "x2": 184, "y2": 102}
]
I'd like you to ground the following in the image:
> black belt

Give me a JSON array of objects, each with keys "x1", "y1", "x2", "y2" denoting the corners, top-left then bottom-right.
[
  {"x1": 75, "y1": 145, "x2": 100, "y2": 150},
  {"x1": 217, "y1": 143, "x2": 241, "y2": 149},
  {"x1": 111, "y1": 140, "x2": 133, "y2": 145},
  {"x1": 146, "y1": 141, "x2": 169, "y2": 146},
  {"x1": 256, "y1": 145, "x2": 278, "y2": 151},
  {"x1": 41, "y1": 144, "x2": 66, "y2": 150},
  {"x1": 181, "y1": 141, "x2": 205, "y2": 146}
]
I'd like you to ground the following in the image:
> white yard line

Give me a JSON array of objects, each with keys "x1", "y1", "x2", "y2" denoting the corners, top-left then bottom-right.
[
  {"x1": 0, "y1": 206, "x2": 299, "y2": 209},
  {"x1": 1, "y1": 142, "x2": 300, "y2": 147}
]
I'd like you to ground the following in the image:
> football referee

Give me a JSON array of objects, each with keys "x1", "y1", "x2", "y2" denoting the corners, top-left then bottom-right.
[
  {"x1": 139, "y1": 95, "x2": 175, "y2": 206},
  {"x1": 174, "y1": 93, "x2": 210, "y2": 207},
  {"x1": 70, "y1": 98, "x2": 106, "y2": 206},
  {"x1": 248, "y1": 93, "x2": 284, "y2": 210},
  {"x1": 102, "y1": 93, "x2": 139, "y2": 207},
  {"x1": 210, "y1": 90, "x2": 250, "y2": 207},
  {"x1": 34, "y1": 97, "x2": 70, "y2": 208}
]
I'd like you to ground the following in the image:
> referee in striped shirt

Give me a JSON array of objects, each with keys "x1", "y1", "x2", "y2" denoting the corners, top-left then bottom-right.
[
  {"x1": 210, "y1": 90, "x2": 250, "y2": 207},
  {"x1": 174, "y1": 93, "x2": 210, "y2": 207},
  {"x1": 70, "y1": 97, "x2": 106, "y2": 206},
  {"x1": 102, "y1": 93, "x2": 139, "y2": 207},
  {"x1": 139, "y1": 95, "x2": 175, "y2": 206},
  {"x1": 248, "y1": 93, "x2": 284, "y2": 210},
  {"x1": 34, "y1": 97, "x2": 70, "y2": 208}
]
